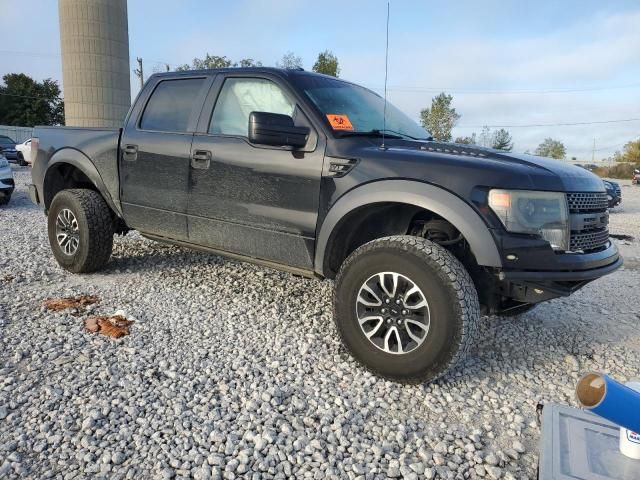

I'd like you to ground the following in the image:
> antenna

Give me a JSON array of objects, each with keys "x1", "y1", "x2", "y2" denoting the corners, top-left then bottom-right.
[{"x1": 381, "y1": 1, "x2": 390, "y2": 150}]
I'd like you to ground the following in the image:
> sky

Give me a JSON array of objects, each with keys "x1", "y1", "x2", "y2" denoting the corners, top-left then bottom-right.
[{"x1": 1, "y1": 0, "x2": 639, "y2": 160}]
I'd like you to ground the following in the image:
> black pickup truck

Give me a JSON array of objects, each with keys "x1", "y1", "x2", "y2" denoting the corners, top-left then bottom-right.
[{"x1": 30, "y1": 68, "x2": 622, "y2": 383}]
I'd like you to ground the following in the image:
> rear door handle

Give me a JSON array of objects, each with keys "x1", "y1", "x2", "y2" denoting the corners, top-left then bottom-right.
[
  {"x1": 122, "y1": 144, "x2": 138, "y2": 161},
  {"x1": 191, "y1": 150, "x2": 212, "y2": 169}
]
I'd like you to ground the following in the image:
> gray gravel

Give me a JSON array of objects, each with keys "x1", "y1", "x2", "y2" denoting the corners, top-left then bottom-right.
[{"x1": 1, "y1": 166, "x2": 639, "y2": 479}]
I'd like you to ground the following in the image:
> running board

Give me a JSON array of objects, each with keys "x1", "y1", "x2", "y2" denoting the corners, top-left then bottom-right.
[{"x1": 140, "y1": 233, "x2": 320, "y2": 279}]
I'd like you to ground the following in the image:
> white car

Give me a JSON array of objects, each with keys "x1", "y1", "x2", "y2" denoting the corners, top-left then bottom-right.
[
  {"x1": 0, "y1": 153, "x2": 14, "y2": 205},
  {"x1": 15, "y1": 138, "x2": 32, "y2": 166}
]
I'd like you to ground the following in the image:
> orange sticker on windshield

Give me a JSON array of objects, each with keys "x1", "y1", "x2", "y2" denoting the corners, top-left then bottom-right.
[{"x1": 326, "y1": 114, "x2": 354, "y2": 131}]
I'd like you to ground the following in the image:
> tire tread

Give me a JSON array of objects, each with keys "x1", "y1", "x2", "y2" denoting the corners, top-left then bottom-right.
[
  {"x1": 333, "y1": 235, "x2": 481, "y2": 384},
  {"x1": 49, "y1": 189, "x2": 113, "y2": 273}
]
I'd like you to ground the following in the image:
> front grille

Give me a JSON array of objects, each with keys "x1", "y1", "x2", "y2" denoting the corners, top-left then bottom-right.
[
  {"x1": 567, "y1": 192, "x2": 608, "y2": 213},
  {"x1": 614, "y1": 185, "x2": 621, "y2": 197},
  {"x1": 570, "y1": 229, "x2": 610, "y2": 252},
  {"x1": 567, "y1": 192, "x2": 609, "y2": 252}
]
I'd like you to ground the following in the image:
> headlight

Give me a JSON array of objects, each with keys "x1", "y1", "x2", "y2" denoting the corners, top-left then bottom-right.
[{"x1": 488, "y1": 189, "x2": 569, "y2": 251}]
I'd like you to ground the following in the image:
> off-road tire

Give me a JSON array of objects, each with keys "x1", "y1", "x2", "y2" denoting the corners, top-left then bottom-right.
[
  {"x1": 334, "y1": 235, "x2": 480, "y2": 384},
  {"x1": 48, "y1": 189, "x2": 114, "y2": 273},
  {"x1": 17, "y1": 153, "x2": 27, "y2": 166},
  {"x1": 0, "y1": 193, "x2": 10, "y2": 205}
]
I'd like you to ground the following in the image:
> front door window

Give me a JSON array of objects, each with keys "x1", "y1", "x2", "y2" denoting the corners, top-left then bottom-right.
[{"x1": 209, "y1": 78, "x2": 295, "y2": 136}]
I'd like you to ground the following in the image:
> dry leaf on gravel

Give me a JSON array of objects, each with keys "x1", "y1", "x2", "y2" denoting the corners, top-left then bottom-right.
[
  {"x1": 1, "y1": 274, "x2": 14, "y2": 283},
  {"x1": 84, "y1": 315, "x2": 133, "y2": 339},
  {"x1": 44, "y1": 295, "x2": 99, "y2": 311}
]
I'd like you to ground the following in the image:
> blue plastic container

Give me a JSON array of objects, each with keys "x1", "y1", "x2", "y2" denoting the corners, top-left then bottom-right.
[{"x1": 576, "y1": 373, "x2": 640, "y2": 434}]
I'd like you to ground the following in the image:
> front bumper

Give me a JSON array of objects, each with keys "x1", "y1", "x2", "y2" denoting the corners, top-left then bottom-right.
[
  {"x1": 3, "y1": 150, "x2": 17, "y2": 161},
  {"x1": 0, "y1": 167, "x2": 14, "y2": 192},
  {"x1": 496, "y1": 242, "x2": 622, "y2": 303}
]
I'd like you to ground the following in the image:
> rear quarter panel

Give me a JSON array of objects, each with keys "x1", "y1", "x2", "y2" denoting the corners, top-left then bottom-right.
[{"x1": 32, "y1": 126, "x2": 121, "y2": 210}]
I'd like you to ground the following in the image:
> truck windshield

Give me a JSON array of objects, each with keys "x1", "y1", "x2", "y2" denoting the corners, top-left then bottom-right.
[
  {"x1": 294, "y1": 75, "x2": 430, "y2": 140},
  {"x1": 0, "y1": 136, "x2": 16, "y2": 143}
]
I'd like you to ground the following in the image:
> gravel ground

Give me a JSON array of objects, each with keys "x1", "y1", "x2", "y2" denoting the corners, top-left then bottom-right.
[{"x1": 1, "y1": 166, "x2": 639, "y2": 480}]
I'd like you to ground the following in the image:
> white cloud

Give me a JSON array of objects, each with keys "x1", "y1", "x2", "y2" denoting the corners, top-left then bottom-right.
[{"x1": 337, "y1": 9, "x2": 640, "y2": 159}]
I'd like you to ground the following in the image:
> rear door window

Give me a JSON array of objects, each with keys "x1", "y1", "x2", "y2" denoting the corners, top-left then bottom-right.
[{"x1": 140, "y1": 78, "x2": 206, "y2": 132}]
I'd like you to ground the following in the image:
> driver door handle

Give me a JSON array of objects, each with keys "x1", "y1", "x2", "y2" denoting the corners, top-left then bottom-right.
[
  {"x1": 122, "y1": 144, "x2": 138, "y2": 161},
  {"x1": 191, "y1": 150, "x2": 212, "y2": 169}
]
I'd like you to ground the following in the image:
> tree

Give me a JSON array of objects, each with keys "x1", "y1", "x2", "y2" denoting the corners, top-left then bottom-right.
[
  {"x1": 454, "y1": 133, "x2": 476, "y2": 145},
  {"x1": 236, "y1": 58, "x2": 263, "y2": 68},
  {"x1": 176, "y1": 54, "x2": 233, "y2": 71},
  {"x1": 478, "y1": 126, "x2": 492, "y2": 147},
  {"x1": 277, "y1": 52, "x2": 303, "y2": 69},
  {"x1": 175, "y1": 54, "x2": 263, "y2": 71},
  {"x1": 535, "y1": 138, "x2": 566, "y2": 159},
  {"x1": 491, "y1": 128, "x2": 513, "y2": 151},
  {"x1": 312, "y1": 50, "x2": 339, "y2": 77},
  {"x1": 615, "y1": 139, "x2": 640, "y2": 164},
  {"x1": 419, "y1": 93, "x2": 460, "y2": 142},
  {"x1": 0, "y1": 73, "x2": 64, "y2": 127}
]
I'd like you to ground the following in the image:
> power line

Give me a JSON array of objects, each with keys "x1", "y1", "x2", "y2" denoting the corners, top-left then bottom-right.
[
  {"x1": 457, "y1": 117, "x2": 640, "y2": 128},
  {"x1": 374, "y1": 82, "x2": 640, "y2": 95},
  {"x1": 3, "y1": 47, "x2": 640, "y2": 95},
  {"x1": 593, "y1": 135, "x2": 640, "y2": 152},
  {"x1": 0, "y1": 49, "x2": 61, "y2": 58},
  {"x1": 0, "y1": 92, "x2": 63, "y2": 101}
]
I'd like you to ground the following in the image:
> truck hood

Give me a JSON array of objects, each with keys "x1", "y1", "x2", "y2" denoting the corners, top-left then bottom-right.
[{"x1": 333, "y1": 139, "x2": 606, "y2": 193}]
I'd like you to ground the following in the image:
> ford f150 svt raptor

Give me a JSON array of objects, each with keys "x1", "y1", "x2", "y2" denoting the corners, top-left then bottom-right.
[{"x1": 29, "y1": 68, "x2": 622, "y2": 383}]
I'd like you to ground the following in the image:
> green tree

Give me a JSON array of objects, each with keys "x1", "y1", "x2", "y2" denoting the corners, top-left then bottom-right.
[
  {"x1": 176, "y1": 54, "x2": 264, "y2": 71},
  {"x1": 0, "y1": 73, "x2": 64, "y2": 126},
  {"x1": 454, "y1": 133, "x2": 476, "y2": 145},
  {"x1": 277, "y1": 52, "x2": 303, "y2": 69},
  {"x1": 176, "y1": 54, "x2": 233, "y2": 71},
  {"x1": 236, "y1": 58, "x2": 263, "y2": 68},
  {"x1": 535, "y1": 138, "x2": 566, "y2": 159},
  {"x1": 492, "y1": 128, "x2": 513, "y2": 151},
  {"x1": 615, "y1": 139, "x2": 640, "y2": 164},
  {"x1": 312, "y1": 50, "x2": 339, "y2": 77},
  {"x1": 419, "y1": 93, "x2": 460, "y2": 142}
]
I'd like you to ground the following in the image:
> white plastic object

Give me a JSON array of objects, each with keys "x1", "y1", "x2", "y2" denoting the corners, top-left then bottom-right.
[{"x1": 620, "y1": 381, "x2": 640, "y2": 460}]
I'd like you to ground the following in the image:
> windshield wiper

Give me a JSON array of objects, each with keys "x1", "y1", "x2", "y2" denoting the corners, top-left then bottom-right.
[
  {"x1": 339, "y1": 129, "x2": 428, "y2": 141},
  {"x1": 371, "y1": 129, "x2": 427, "y2": 140},
  {"x1": 338, "y1": 130, "x2": 404, "y2": 139}
]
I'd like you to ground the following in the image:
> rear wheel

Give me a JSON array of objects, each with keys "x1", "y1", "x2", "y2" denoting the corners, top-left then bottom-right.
[
  {"x1": 47, "y1": 189, "x2": 114, "y2": 273},
  {"x1": 333, "y1": 235, "x2": 480, "y2": 383}
]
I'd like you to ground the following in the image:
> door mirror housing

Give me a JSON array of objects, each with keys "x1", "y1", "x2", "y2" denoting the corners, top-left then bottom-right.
[{"x1": 248, "y1": 111, "x2": 310, "y2": 148}]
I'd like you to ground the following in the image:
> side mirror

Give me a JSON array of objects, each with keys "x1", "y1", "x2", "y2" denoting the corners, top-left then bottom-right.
[{"x1": 248, "y1": 111, "x2": 309, "y2": 148}]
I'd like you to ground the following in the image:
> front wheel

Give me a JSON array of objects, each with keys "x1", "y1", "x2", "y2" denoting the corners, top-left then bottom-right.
[
  {"x1": 47, "y1": 189, "x2": 114, "y2": 273},
  {"x1": 16, "y1": 153, "x2": 27, "y2": 166},
  {"x1": 333, "y1": 235, "x2": 480, "y2": 383}
]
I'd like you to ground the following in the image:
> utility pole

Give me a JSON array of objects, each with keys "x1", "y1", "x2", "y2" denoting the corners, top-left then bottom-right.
[
  {"x1": 592, "y1": 138, "x2": 595, "y2": 164},
  {"x1": 134, "y1": 57, "x2": 144, "y2": 89},
  {"x1": 165, "y1": 64, "x2": 170, "y2": 72}
]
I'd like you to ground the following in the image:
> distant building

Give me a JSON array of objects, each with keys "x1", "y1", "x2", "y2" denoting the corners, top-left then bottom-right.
[{"x1": 58, "y1": 0, "x2": 131, "y2": 127}]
